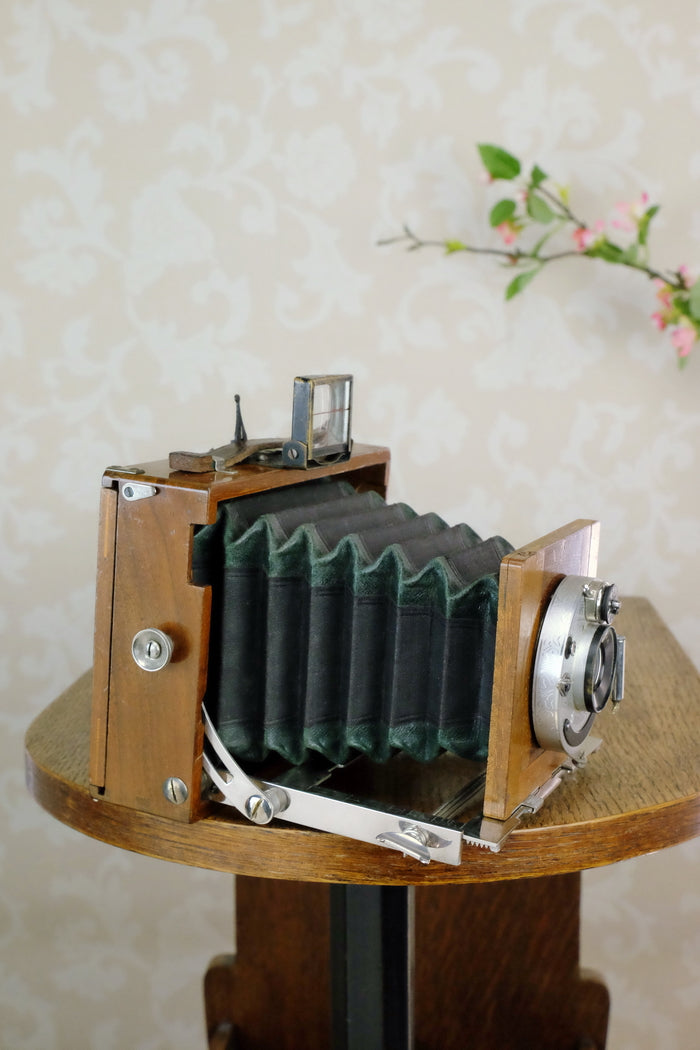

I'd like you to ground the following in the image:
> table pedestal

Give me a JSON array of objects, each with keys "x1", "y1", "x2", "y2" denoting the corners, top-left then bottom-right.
[{"x1": 205, "y1": 873, "x2": 608, "y2": 1050}]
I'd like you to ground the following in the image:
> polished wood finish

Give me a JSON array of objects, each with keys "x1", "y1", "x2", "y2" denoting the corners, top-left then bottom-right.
[
  {"x1": 205, "y1": 879, "x2": 333, "y2": 1050},
  {"x1": 202, "y1": 874, "x2": 608, "y2": 1050},
  {"x1": 26, "y1": 597, "x2": 700, "y2": 885},
  {"x1": 484, "y1": 519, "x2": 599, "y2": 823},
  {"x1": 89, "y1": 444, "x2": 390, "y2": 823},
  {"x1": 107, "y1": 442, "x2": 391, "y2": 498},
  {"x1": 97, "y1": 479, "x2": 212, "y2": 821},
  {"x1": 89, "y1": 482, "x2": 118, "y2": 791},
  {"x1": 413, "y1": 874, "x2": 608, "y2": 1050}
]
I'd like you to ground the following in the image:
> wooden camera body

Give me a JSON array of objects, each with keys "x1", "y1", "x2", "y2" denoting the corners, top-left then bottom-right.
[
  {"x1": 90, "y1": 443, "x2": 390, "y2": 821},
  {"x1": 89, "y1": 429, "x2": 621, "y2": 861}
]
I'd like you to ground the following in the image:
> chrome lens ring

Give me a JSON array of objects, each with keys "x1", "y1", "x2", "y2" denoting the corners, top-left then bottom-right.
[
  {"x1": 532, "y1": 575, "x2": 622, "y2": 760},
  {"x1": 583, "y1": 625, "x2": 617, "y2": 713}
]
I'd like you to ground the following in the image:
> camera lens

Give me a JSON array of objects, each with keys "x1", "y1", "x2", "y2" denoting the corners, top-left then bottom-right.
[{"x1": 584, "y1": 625, "x2": 617, "y2": 713}]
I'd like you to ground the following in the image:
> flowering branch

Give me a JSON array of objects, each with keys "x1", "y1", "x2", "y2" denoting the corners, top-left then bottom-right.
[{"x1": 380, "y1": 144, "x2": 700, "y2": 368}]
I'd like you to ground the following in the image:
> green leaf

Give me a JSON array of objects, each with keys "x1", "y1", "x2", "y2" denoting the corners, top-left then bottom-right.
[
  {"x1": 530, "y1": 164, "x2": 547, "y2": 188},
  {"x1": 688, "y1": 280, "x2": 700, "y2": 321},
  {"x1": 587, "y1": 240, "x2": 626, "y2": 263},
  {"x1": 444, "y1": 239, "x2": 466, "y2": 254},
  {"x1": 674, "y1": 294, "x2": 692, "y2": 321},
  {"x1": 489, "y1": 198, "x2": 517, "y2": 227},
  {"x1": 526, "y1": 192, "x2": 555, "y2": 224},
  {"x1": 637, "y1": 204, "x2": 659, "y2": 247},
  {"x1": 505, "y1": 267, "x2": 539, "y2": 300},
  {"x1": 478, "y1": 143, "x2": 521, "y2": 180}
]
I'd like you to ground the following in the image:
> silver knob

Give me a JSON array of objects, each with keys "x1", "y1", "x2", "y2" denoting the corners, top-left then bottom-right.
[
  {"x1": 132, "y1": 628, "x2": 173, "y2": 671},
  {"x1": 244, "y1": 787, "x2": 288, "y2": 825}
]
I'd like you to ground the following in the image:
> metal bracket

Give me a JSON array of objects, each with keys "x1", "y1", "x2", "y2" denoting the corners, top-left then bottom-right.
[
  {"x1": 203, "y1": 707, "x2": 467, "y2": 864},
  {"x1": 121, "y1": 482, "x2": 157, "y2": 502},
  {"x1": 478, "y1": 761, "x2": 577, "y2": 850},
  {"x1": 202, "y1": 707, "x2": 577, "y2": 865}
]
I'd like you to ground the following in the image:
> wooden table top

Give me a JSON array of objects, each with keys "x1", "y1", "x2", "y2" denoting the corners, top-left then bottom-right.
[{"x1": 25, "y1": 597, "x2": 700, "y2": 886}]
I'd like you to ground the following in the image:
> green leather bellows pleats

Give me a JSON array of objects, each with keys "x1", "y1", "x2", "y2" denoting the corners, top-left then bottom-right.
[{"x1": 193, "y1": 478, "x2": 512, "y2": 766}]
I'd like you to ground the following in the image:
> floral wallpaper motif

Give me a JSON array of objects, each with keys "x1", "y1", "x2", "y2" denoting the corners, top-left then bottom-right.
[{"x1": 2, "y1": 2, "x2": 699, "y2": 1048}]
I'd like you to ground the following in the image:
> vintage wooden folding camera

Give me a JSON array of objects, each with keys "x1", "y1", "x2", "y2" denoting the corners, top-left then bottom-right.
[{"x1": 89, "y1": 375, "x2": 625, "y2": 865}]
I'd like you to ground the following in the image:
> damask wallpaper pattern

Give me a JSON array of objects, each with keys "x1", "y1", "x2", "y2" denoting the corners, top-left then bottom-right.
[{"x1": 2, "y1": 2, "x2": 699, "y2": 1047}]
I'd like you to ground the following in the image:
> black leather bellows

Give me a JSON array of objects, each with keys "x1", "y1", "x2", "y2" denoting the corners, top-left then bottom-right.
[{"x1": 193, "y1": 479, "x2": 512, "y2": 766}]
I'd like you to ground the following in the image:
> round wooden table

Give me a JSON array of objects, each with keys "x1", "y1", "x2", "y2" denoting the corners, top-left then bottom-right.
[{"x1": 25, "y1": 597, "x2": 700, "y2": 1050}]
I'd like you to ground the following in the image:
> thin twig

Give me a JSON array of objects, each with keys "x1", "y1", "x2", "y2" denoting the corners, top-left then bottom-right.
[{"x1": 379, "y1": 226, "x2": 683, "y2": 289}]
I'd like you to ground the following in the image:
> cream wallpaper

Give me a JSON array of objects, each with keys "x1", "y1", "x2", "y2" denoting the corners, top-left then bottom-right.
[{"x1": 2, "y1": 1, "x2": 699, "y2": 1047}]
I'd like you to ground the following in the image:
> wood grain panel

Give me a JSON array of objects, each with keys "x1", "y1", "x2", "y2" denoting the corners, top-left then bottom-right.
[
  {"x1": 202, "y1": 875, "x2": 608, "y2": 1050},
  {"x1": 92, "y1": 445, "x2": 390, "y2": 821},
  {"x1": 484, "y1": 520, "x2": 600, "y2": 822},
  {"x1": 89, "y1": 481, "x2": 118, "y2": 791}
]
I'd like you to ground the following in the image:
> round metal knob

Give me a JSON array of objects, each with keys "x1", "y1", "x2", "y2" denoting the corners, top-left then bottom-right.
[
  {"x1": 132, "y1": 628, "x2": 173, "y2": 672},
  {"x1": 244, "y1": 787, "x2": 288, "y2": 825}
]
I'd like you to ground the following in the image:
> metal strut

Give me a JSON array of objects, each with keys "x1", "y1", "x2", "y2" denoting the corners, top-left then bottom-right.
[{"x1": 202, "y1": 706, "x2": 575, "y2": 864}]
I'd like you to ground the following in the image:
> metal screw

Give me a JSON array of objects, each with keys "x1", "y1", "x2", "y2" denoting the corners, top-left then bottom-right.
[
  {"x1": 245, "y1": 793, "x2": 274, "y2": 824},
  {"x1": 163, "y1": 777, "x2": 189, "y2": 804},
  {"x1": 401, "y1": 824, "x2": 430, "y2": 847},
  {"x1": 145, "y1": 640, "x2": 162, "y2": 660}
]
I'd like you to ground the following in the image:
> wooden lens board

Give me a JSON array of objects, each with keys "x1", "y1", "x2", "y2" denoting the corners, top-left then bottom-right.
[{"x1": 483, "y1": 520, "x2": 600, "y2": 825}]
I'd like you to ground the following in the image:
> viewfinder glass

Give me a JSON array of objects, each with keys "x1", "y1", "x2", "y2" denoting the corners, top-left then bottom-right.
[{"x1": 310, "y1": 378, "x2": 351, "y2": 453}]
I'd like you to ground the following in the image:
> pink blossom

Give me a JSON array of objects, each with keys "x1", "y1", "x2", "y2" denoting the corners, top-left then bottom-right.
[
  {"x1": 678, "y1": 264, "x2": 694, "y2": 288},
  {"x1": 671, "y1": 325, "x2": 696, "y2": 359},
  {"x1": 496, "y1": 220, "x2": 519, "y2": 245},
  {"x1": 612, "y1": 192, "x2": 649, "y2": 231},
  {"x1": 573, "y1": 227, "x2": 594, "y2": 251},
  {"x1": 651, "y1": 280, "x2": 677, "y2": 332},
  {"x1": 572, "y1": 220, "x2": 604, "y2": 252},
  {"x1": 653, "y1": 280, "x2": 673, "y2": 309}
]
